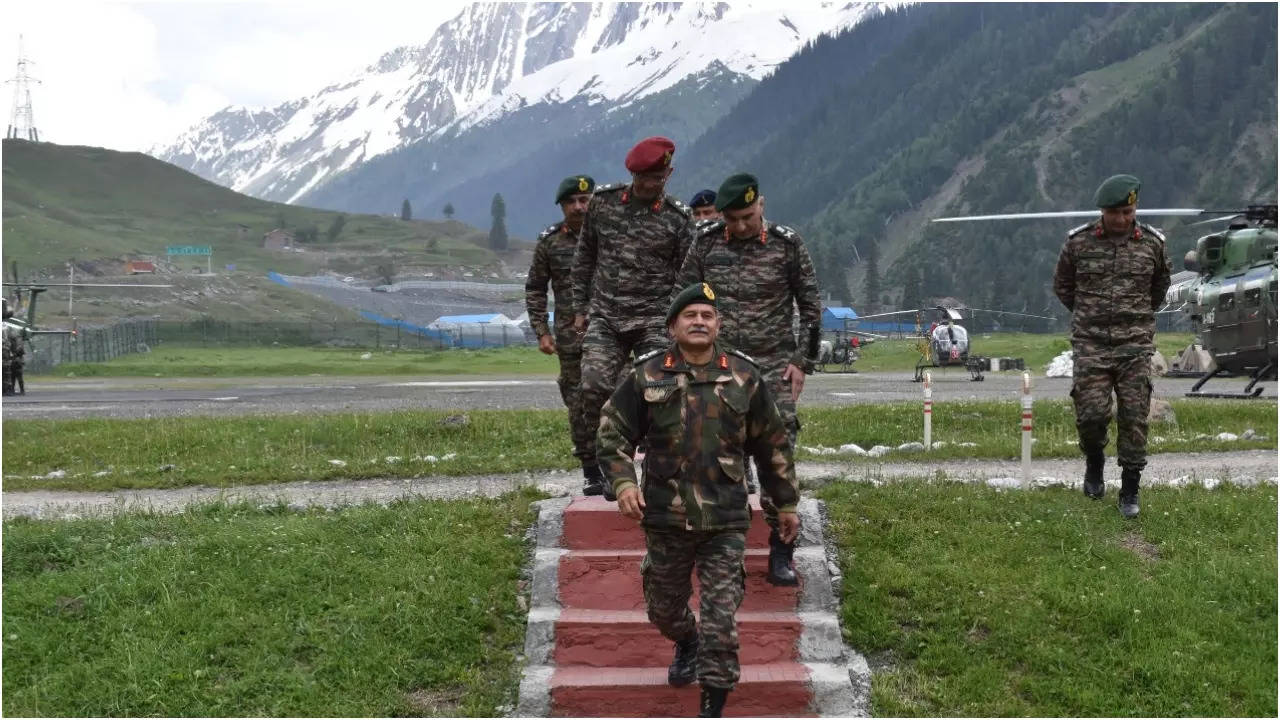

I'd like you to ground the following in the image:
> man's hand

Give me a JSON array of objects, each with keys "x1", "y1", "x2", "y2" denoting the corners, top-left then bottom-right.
[
  {"x1": 617, "y1": 486, "x2": 645, "y2": 521},
  {"x1": 573, "y1": 314, "x2": 588, "y2": 334},
  {"x1": 777, "y1": 511, "x2": 800, "y2": 544},
  {"x1": 537, "y1": 334, "x2": 556, "y2": 355},
  {"x1": 782, "y1": 363, "x2": 806, "y2": 402}
]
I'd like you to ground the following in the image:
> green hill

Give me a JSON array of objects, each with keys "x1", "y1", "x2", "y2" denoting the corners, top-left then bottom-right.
[{"x1": 1, "y1": 139, "x2": 498, "y2": 278}]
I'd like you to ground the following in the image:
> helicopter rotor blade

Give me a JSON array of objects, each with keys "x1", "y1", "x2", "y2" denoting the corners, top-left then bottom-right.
[
  {"x1": 964, "y1": 307, "x2": 1055, "y2": 320},
  {"x1": 1188, "y1": 214, "x2": 1243, "y2": 227},
  {"x1": 932, "y1": 208, "x2": 1208, "y2": 223},
  {"x1": 846, "y1": 309, "x2": 922, "y2": 321}
]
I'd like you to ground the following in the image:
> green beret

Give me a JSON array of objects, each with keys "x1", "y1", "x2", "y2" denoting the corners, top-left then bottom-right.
[
  {"x1": 666, "y1": 282, "x2": 718, "y2": 325},
  {"x1": 555, "y1": 175, "x2": 595, "y2": 204},
  {"x1": 715, "y1": 172, "x2": 760, "y2": 212},
  {"x1": 1093, "y1": 174, "x2": 1141, "y2": 208}
]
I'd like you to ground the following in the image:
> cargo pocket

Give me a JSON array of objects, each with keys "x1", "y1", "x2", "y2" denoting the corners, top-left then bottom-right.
[{"x1": 716, "y1": 454, "x2": 745, "y2": 484}]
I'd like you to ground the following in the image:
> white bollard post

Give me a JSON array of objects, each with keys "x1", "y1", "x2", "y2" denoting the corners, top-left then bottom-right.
[
  {"x1": 1020, "y1": 371, "x2": 1033, "y2": 488},
  {"x1": 923, "y1": 371, "x2": 932, "y2": 450}
]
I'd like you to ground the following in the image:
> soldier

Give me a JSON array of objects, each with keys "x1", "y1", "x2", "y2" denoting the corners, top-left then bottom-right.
[
  {"x1": 526, "y1": 175, "x2": 598, "y2": 492},
  {"x1": 689, "y1": 189, "x2": 720, "y2": 222},
  {"x1": 1053, "y1": 174, "x2": 1172, "y2": 519},
  {"x1": 571, "y1": 136, "x2": 696, "y2": 498},
  {"x1": 598, "y1": 282, "x2": 799, "y2": 718},
  {"x1": 675, "y1": 173, "x2": 821, "y2": 585}
]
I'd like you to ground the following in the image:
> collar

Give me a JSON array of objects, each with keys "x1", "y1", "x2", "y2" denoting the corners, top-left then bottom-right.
[
  {"x1": 620, "y1": 186, "x2": 664, "y2": 212},
  {"x1": 660, "y1": 343, "x2": 731, "y2": 375},
  {"x1": 1094, "y1": 222, "x2": 1142, "y2": 241},
  {"x1": 724, "y1": 220, "x2": 769, "y2": 245}
]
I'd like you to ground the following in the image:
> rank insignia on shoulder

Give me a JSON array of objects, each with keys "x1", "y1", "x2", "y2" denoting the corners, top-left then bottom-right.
[
  {"x1": 718, "y1": 354, "x2": 729, "y2": 370},
  {"x1": 727, "y1": 348, "x2": 758, "y2": 366},
  {"x1": 662, "y1": 353, "x2": 675, "y2": 369},
  {"x1": 537, "y1": 223, "x2": 561, "y2": 241},
  {"x1": 634, "y1": 348, "x2": 664, "y2": 366},
  {"x1": 644, "y1": 377, "x2": 678, "y2": 388},
  {"x1": 770, "y1": 223, "x2": 797, "y2": 240},
  {"x1": 1138, "y1": 222, "x2": 1166, "y2": 242},
  {"x1": 1067, "y1": 221, "x2": 1093, "y2": 238}
]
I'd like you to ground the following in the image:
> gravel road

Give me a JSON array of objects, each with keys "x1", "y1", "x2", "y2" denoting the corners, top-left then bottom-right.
[{"x1": 5, "y1": 450, "x2": 1273, "y2": 521}]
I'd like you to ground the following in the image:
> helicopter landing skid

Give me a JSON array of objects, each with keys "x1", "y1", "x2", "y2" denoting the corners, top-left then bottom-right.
[{"x1": 1185, "y1": 362, "x2": 1274, "y2": 399}]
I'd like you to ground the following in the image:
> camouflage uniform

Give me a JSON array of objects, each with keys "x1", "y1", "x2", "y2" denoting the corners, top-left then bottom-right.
[
  {"x1": 676, "y1": 219, "x2": 821, "y2": 526},
  {"x1": 572, "y1": 183, "x2": 695, "y2": 465},
  {"x1": 597, "y1": 342, "x2": 798, "y2": 690},
  {"x1": 2, "y1": 324, "x2": 24, "y2": 396},
  {"x1": 1053, "y1": 220, "x2": 1172, "y2": 470},
  {"x1": 526, "y1": 221, "x2": 592, "y2": 464}
]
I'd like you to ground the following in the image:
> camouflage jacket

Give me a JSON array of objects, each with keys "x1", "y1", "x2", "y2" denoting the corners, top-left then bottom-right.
[
  {"x1": 597, "y1": 342, "x2": 799, "y2": 532},
  {"x1": 1052, "y1": 220, "x2": 1172, "y2": 354},
  {"x1": 676, "y1": 220, "x2": 822, "y2": 370},
  {"x1": 525, "y1": 221, "x2": 581, "y2": 339},
  {"x1": 570, "y1": 183, "x2": 695, "y2": 320}
]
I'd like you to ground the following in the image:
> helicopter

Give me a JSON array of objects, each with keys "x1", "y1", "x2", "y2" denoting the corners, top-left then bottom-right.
[
  {"x1": 848, "y1": 305, "x2": 1052, "y2": 382},
  {"x1": 932, "y1": 203, "x2": 1277, "y2": 398}
]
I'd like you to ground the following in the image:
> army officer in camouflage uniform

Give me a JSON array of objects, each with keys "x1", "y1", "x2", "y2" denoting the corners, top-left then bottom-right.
[
  {"x1": 526, "y1": 175, "x2": 599, "y2": 492},
  {"x1": 675, "y1": 173, "x2": 821, "y2": 585},
  {"x1": 1053, "y1": 174, "x2": 1171, "y2": 518},
  {"x1": 572, "y1": 136, "x2": 696, "y2": 498},
  {"x1": 598, "y1": 282, "x2": 799, "y2": 718}
]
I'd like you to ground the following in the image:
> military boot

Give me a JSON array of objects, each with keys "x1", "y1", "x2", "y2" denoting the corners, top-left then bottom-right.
[
  {"x1": 582, "y1": 464, "x2": 605, "y2": 496},
  {"x1": 697, "y1": 686, "x2": 730, "y2": 718},
  {"x1": 1082, "y1": 450, "x2": 1105, "y2": 499},
  {"x1": 667, "y1": 636, "x2": 698, "y2": 687},
  {"x1": 767, "y1": 529, "x2": 799, "y2": 586},
  {"x1": 1119, "y1": 468, "x2": 1141, "y2": 519}
]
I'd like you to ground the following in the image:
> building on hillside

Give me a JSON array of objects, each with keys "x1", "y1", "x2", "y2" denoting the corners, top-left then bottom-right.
[
  {"x1": 124, "y1": 260, "x2": 155, "y2": 274},
  {"x1": 428, "y1": 313, "x2": 525, "y2": 348},
  {"x1": 262, "y1": 228, "x2": 295, "y2": 250}
]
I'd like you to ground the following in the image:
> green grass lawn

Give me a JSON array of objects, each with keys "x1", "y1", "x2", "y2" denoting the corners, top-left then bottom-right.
[
  {"x1": 850, "y1": 332, "x2": 1196, "y2": 373},
  {"x1": 1, "y1": 490, "x2": 543, "y2": 717},
  {"x1": 44, "y1": 344, "x2": 558, "y2": 378},
  {"x1": 4, "y1": 400, "x2": 1274, "y2": 492},
  {"x1": 821, "y1": 482, "x2": 1277, "y2": 716}
]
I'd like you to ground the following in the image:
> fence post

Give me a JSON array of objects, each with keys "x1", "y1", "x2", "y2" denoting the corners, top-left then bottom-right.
[
  {"x1": 923, "y1": 371, "x2": 932, "y2": 450},
  {"x1": 1021, "y1": 371, "x2": 1033, "y2": 488}
]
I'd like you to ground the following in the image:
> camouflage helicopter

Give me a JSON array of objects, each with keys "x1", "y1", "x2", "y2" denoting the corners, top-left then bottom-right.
[
  {"x1": 933, "y1": 203, "x2": 1277, "y2": 398},
  {"x1": 849, "y1": 305, "x2": 1053, "y2": 382}
]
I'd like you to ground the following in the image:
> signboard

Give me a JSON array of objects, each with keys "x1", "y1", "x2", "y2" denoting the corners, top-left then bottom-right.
[{"x1": 166, "y1": 245, "x2": 212, "y2": 256}]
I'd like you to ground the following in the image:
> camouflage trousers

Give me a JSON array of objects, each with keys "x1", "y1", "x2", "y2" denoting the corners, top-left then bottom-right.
[
  {"x1": 755, "y1": 356, "x2": 800, "y2": 530},
  {"x1": 1070, "y1": 351, "x2": 1153, "y2": 471},
  {"x1": 641, "y1": 527, "x2": 747, "y2": 690},
  {"x1": 553, "y1": 325, "x2": 592, "y2": 464},
  {"x1": 580, "y1": 313, "x2": 668, "y2": 465}
]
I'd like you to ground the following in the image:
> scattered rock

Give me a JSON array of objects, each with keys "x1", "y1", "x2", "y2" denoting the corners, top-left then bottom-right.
[
  {"x1": 442, "y1": 452, "x2": 457, "y2": 460},
  {"x1": 930, "y1": 441, "x2": 947, "y2": 449},
  {"x1": 536, "y1": 482, "x2": 568, "y2": 497},
  {"x1": 837, "y1": 443, "x2": 867, "y2": 455},
  {"x1": 866, "y1": 445, "x2": 892, "y2": 458},
  {"x1": 897, "y1": 442, "x2": 925, "y2": 452},
  {"x1": 1241, "y1": 428, "x2": 1257, "y2": 440},
  {"x1": 425, "y1": 455, "x2": 440, "y2": 463},
  {"x1": 44, "y1": 470, "x2": 67, "y2": 480},
  {"x1": 157, "y1": 464, "x2": 176, "y2": 472},
  {"x1": 802, "y1": 445, "x2": 839, "y2": 455},
  {"x1": 1147, "y1": 398, "x2": 1177, "y2": 424},
  {"x1": 92, "y1": 470, "x2": 112, "y2": 478},
  {"x1": 1215, "y1": 432, "x2": 1239, "y2": 442},
  {"x1": 360, "y1": 352, "x2": 373, "y2": 360},
  {"x1": 328, "y1": 459, "x2": 347, "y2": 467},
  {"x1": 385, "y1": 456, "x2": 403, "y2": 464},
  {"x1": 1228, "y1": 475, "x2": 1259, "y2": 488},
  {"x1": 1045, "y1": 351, "x2": 1074, "y2": 378},
  {"x1": 1151, "y1": 436, "x2": 1166, "y2": 444},
  {"x1": 957, "y1": 442, "x2": 978, "y2": 448},
  {"x1": 1202, "y1": 477, "x2": 1221, "y2": 490},
  {"x1": 440, "y1": 414, "x2": 470, "y2": 427},
  {"x1": 986, "y1": 477, "x2": 1022, "y2": 489}
]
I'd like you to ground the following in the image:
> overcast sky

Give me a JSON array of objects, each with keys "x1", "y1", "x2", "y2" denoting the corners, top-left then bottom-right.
[{"x1": 1, "y1": 0, "x2": 467, "y2": 152}]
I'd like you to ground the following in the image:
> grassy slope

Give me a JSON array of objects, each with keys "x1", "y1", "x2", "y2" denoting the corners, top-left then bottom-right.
[
  {"x1": 4, "y1": 400, "x2": 1273, "y2": 492},
  {"x1": 1, "y1": 139, "x2": 496, "y2": 277}
]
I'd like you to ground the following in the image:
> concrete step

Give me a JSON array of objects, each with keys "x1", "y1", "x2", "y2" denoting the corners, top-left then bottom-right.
[
  {"x1": 560, "y1": 495, "x2": 774, "y2": 550},
  {"x1": 553, "y1": 609, "x2": 802, "y2": 667},
  {"x1": 549, "y1": 662, "x2": 815, "y2": 717},
  {"x1": 557, "y1": 549, "x2": 800, "y2": 611}
]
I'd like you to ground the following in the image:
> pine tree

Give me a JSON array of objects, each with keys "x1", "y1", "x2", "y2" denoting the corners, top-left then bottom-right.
[
  {"x1": 325, "y1": 214, "x2": 346, "y2": 243},
  {"x1": 400, "y1": 199, "x2": 412, "y2": 221},
  {"x1": 862, "y1": 243, "x2": 881, "y2": 315},
  {"x1": 443, "y1": 203, "x2": 455, "y2": 220},
  {"x1": 488, "y1": 193, "x2": 508, "y2": 251}
]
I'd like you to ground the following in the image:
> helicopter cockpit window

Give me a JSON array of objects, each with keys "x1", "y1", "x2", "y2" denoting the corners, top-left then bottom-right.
[
  {"x1": 1218, "y1": 292, "x2": 1235, "y2": 311},
  {"x1": 1243, "y1": 288, "x2": 1261, "y2": 307}
]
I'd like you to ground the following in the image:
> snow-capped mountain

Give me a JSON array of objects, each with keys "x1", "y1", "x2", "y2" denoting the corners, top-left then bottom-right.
[{"x1": 153, "y1": 2, "x2": 886, "y2": 206}]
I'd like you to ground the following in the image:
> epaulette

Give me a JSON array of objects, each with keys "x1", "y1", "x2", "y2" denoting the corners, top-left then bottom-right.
[
  {"x1": 537, "y1": 222, "x2": 563, "y2": 242},
  {"x1": 594, "y1": 182, "x2": 627, "y2": 194},
  {"x1": 1138, "y1": 222, "x2": 1166, "y2": 243},
  {"x1": 696, "y1": 218, "x2": 725, "y2": 237},
  {"x1": 768, "y1": 222, "x2": 799, "y2": 241},
  {"x1": 726, "y1": 348, "x2": 759, "y2": 367},
  {"x1": 664, "y1": 195, "x2": 692, "y2": 217},
  {"x1": 1067, "y1": 221, "x2": 1094, "y2": 238},
  {"x1": 633, "y1": 348, "x2": 664, "y2": 366}
]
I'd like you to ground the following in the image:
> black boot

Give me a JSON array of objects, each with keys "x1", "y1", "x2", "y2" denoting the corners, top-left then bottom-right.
[
  {"x1": 667, "y1": 636, "x2": 698, "y2": 687},
  {"x1": 697, "y1": 686, "x2": 729, "y2": 718},
  {"x1": 582, "y1": 464, "x2": 605, "y2": 496},
  {"x1": 767, "y1": 529, "x2": 798, "y2": 586},
  {"x1": 1119, "y1": 468, "x2": 1141, "y2": 519},
  {"x1": 1082, "y1": 450, "x2": 1105, "y2": 499}
]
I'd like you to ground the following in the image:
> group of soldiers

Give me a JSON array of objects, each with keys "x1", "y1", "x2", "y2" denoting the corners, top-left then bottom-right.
[{"x1": 526, "y1": 141, "x2": 1171, "y2": 716}]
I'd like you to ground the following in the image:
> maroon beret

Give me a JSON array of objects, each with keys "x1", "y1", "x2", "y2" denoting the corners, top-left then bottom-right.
[{"x1": 625, "y1": 136, "x2": 676, "y2": 173}]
